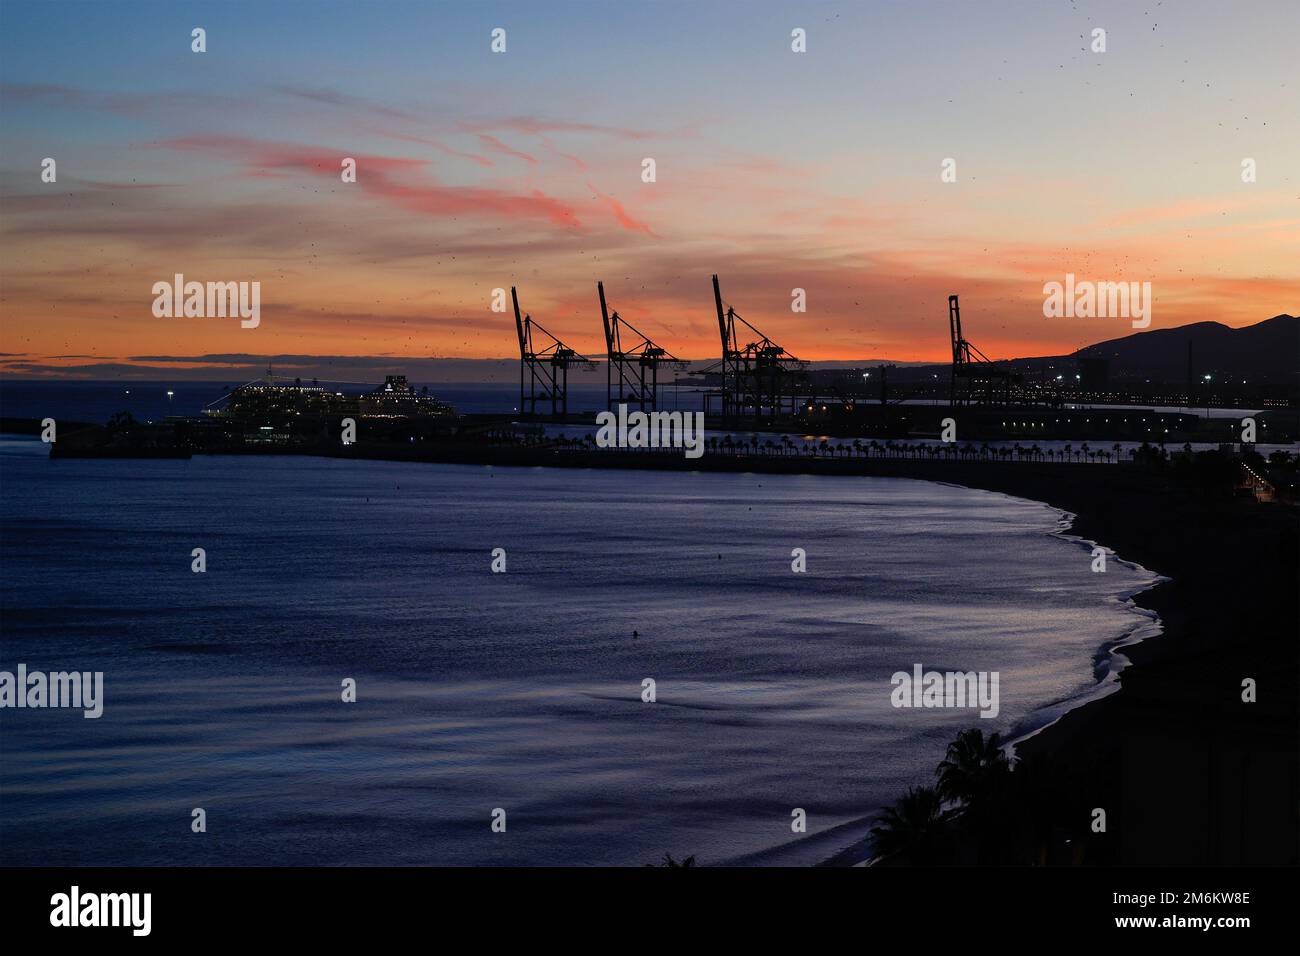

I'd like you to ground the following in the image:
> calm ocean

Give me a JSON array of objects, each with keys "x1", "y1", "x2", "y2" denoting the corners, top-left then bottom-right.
[{"x1": 0, "y1": 435, "x2": 1158, "y2": 865}]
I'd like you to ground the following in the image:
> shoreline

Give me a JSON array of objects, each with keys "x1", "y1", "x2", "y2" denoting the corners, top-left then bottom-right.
[
  {"x1": 1003, "y1": 507, "x2": 1169, "y2": 747},
  {"x1": 763, "y1": 500, "x2": 1171, "y2": 869},
  {"x1": 913, "y1": 461, "x2": 1298, "y2": 865},
  {"x1": 255, "y1": 442, "x2": 1298, "y2": 864},
  {"x1": 12, "y1": 436, "x2": 1300, "y2": 864}
]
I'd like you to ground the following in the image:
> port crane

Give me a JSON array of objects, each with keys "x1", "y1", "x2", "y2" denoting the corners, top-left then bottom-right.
[
  {"x1": 513, "y1": 287, "x2": 593, "y2": 419},
  {"x1": 948, "y1": 294, "x2": 1015, "y2": 406},
  {"x1": 597, "y1": 281, "x2": 687, "y2": 413},
  {"x1": 710, "y1": 274, "x2": 806, "y2": 420}
]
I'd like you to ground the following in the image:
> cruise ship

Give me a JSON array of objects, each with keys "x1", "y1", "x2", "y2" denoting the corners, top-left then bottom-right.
[{"x1": 202, "y1": 370, "x2": 455, "y2": 444}]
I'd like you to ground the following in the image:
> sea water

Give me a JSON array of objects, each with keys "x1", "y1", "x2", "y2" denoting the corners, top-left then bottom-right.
[{"x1": 0, "y1": 437, "x2": 1158, "y2": 865}]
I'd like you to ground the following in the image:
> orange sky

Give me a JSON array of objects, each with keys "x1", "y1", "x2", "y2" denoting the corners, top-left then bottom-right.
[{"x1": 2, "y1": 2, "x2": 1297, "y2": 378}]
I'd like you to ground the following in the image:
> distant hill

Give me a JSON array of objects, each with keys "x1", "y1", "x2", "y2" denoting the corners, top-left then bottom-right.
[
  {"x1": 1070, "y1": 315, "x2": 1298, "y2": 383},
  {"x1": 864, "y1": 314, "x2": 1298, "y2": 386}
]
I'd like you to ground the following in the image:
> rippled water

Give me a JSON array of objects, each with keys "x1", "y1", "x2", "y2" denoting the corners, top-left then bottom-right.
[{"x1": 0, "y1": 437, "x2": 1157, "y2": 865}]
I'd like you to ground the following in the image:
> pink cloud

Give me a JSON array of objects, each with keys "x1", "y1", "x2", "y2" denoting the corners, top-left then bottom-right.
[
  {"x1": 468, "y1": 116, "x2": 652, "y2": 140},
  {"x1": 586, "y1": 182, "x2": 656, "y2": 236},
  {"x1": 158, "y1": 135, "x2": 580, "y2": 227},
  {"x1": 539, "y1": 135, "x2": 588, "y2": 172},
  {"x1": 476, "y1": 134, "x2": 539, "y2": 165},
  {"x1": 367, "y1": 128, "x2": 494, "y2": 167}
]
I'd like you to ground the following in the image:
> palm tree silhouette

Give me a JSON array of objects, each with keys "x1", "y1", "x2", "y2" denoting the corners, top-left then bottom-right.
[
  {"x1": 936, "y1": 728, "x2": 1011, "y2": 806},
  {"x1": 870, "y1": 786, "x2": 951, "y2": 864}
]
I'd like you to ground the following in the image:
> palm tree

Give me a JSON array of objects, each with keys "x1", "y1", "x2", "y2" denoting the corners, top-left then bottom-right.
[
  {"x1": 649, "y1": 853, "x2": 696, "y2": 868},
  {"x1": 870, "y1": 786, "x2": 951, "y2": 864},
  {"x1": 936, "y1": 728, "x2": 1011, "y2": 806}
]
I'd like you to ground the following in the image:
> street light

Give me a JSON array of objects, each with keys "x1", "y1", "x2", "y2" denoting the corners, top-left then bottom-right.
[{"x1": 167, "y1": 389, "x2": 174, "y2": 417}]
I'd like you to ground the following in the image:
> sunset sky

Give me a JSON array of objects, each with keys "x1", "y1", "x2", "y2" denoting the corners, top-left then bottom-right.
[{"x1": 1, "y1": 0, "x2": 1296, "y2": 379}]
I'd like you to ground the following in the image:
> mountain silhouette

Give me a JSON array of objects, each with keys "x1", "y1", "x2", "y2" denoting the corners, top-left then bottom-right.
[{"x1": 1071, "y1": 315, "x2": 1298, "y2": 383}]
